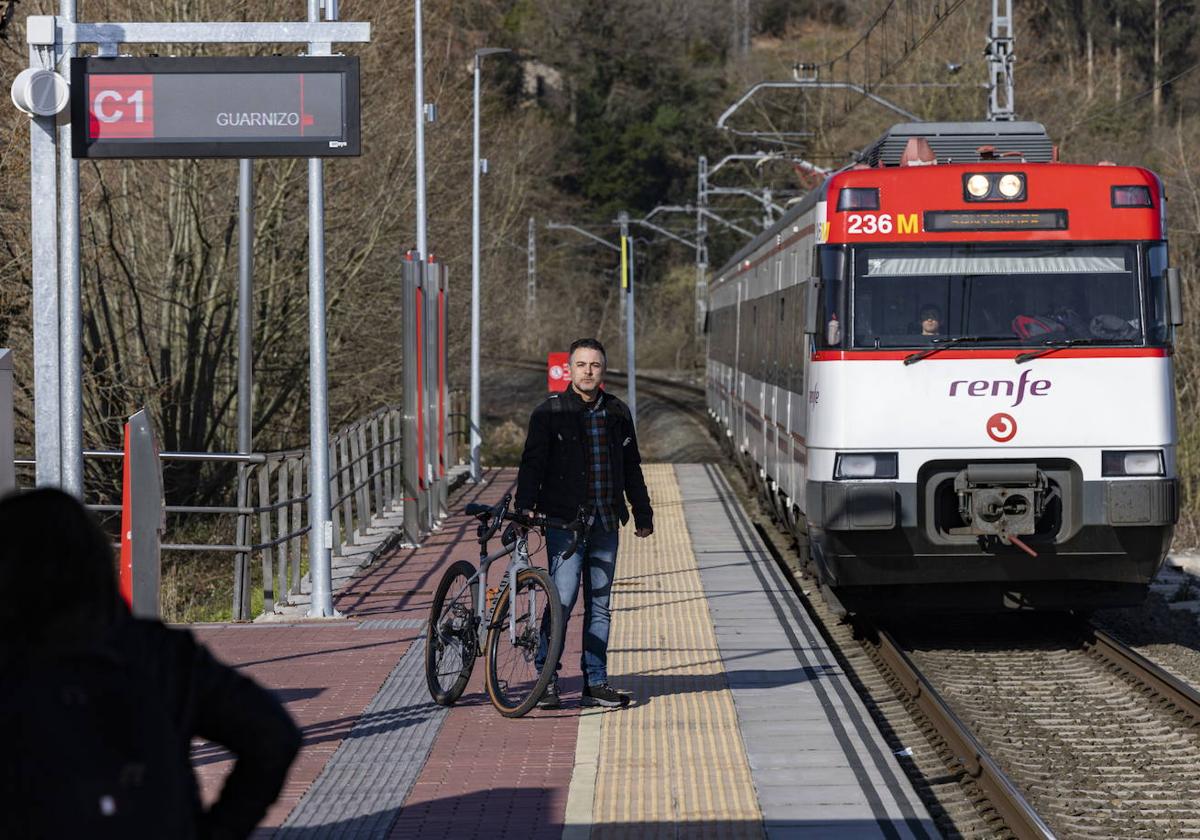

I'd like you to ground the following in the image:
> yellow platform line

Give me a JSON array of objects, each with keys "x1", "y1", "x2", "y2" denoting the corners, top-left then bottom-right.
[{"x1": 588, "y1": 464, "x2": 764, "y2": 839}]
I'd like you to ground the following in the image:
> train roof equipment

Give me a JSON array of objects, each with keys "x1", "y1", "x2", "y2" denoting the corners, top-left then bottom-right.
[{"x1": 858, "y1": 121, "x2": 1055, "y2": 167}]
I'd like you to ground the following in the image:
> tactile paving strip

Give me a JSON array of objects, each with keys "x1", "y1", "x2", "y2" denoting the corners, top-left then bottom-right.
[
  {"x1": 355, "y1": 618, "x2": 426, "y2": 630},
  {"x1": 591, "y1": 464, "x2": 764, "y2": 839},
  {"x1": 280, "y1": 638, "x2": 446, "y2": 838}
]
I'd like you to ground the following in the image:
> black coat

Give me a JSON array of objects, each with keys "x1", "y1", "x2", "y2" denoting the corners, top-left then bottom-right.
[
  {"x1": 1, "y1": 618, "x2": 301, "y2": 840},
  {"x1": 515, "y1": 388, "x2": 653, "y2": 531}
]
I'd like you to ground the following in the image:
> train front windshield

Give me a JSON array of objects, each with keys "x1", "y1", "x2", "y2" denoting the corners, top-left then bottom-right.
[{"x1": 835, "y1": 243, "x2": 1172, "y2": 349}]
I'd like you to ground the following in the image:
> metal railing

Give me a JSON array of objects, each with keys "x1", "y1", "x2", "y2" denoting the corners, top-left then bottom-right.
[{"x1": 16, "y1": 391, "x2": 471, "y2": 621}]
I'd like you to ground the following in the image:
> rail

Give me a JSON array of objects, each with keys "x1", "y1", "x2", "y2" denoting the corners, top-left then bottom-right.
[
  {"x1": 871, "y1": 630, "x2": 1057, "y2": 840},
  {"x1": 1087, "y1": 627, "x2": 1200, "y2": 722},
  {"x1": 16, "y1": 391, "x2": 470, "y2": 621}
]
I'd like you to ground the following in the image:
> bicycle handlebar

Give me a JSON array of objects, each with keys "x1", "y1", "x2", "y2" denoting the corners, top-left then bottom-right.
[{"x1": 463, "y1": 496, "x2": 590, "y2": 559}]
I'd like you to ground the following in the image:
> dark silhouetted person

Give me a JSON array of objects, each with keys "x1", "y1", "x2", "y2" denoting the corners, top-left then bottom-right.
[{"x1": 0, "y1": 488, "x2": 301, "y2": 839}]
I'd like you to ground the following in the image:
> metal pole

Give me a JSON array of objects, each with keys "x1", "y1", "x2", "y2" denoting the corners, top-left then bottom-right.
[
  {"x1": 59, "y1": 0, "x2": 83, "y2": 498},
  {"x1": 414, "y1": 0, "x2": 428, "y2": 261},
  {"x1": 306, "y1": 0, "x2": 334, "y2": 618},
  {"x1": 0, "y1": 350, "x2": 15, "y2": 496},
  {"x1": 402, "y1": 255, "x2": 421, "y2": 545},
  {"x1": 234, "y1": 158, "x2": 254, "y2": 619},
  {"x1": 424, "y1": 256, "x2": 438, "y2": 530},
  {"x1": 468, "y1": 47, "x2": 509, "y2": 484},
  {"x1": 619, "y1": 211, "x2": 637, "y2": 427},
  {"x1": 238, "y1": 159, "x2": 255, "y2": 458},
  {"x1": 696, "y1": 156, "x2": 709, "y2": 334},
  {"x1": 470, "y1": 54, "x2": 482, "y2": 483},
  {"x1": 527, "y1": 216, "x2": 537, "y2": 318},
  {"x1": 29, "y1": 44, "x2": 61, "y2": 487}
]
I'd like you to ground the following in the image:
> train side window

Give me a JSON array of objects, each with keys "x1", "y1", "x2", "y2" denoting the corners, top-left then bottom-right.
[
  {"x1": 815, "y1": 246, "x2": 846, "y2": 349},
  {"x1": 1146, "y1": 244, "x2": 1172, "y2": 345}
]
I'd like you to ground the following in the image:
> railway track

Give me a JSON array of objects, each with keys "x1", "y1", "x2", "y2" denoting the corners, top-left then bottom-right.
[
  {"x1": 884, "y1": 618, "x2": 1200, "y2": 839},
  {"x1": 495, "y1": 359, "x2": 705, "y2": 397},
  {"x1": 742, "y1": 474, "x2": 1200, "y2": 839},
  {"x1": 495, "y1": 360, "x2": 718, "y2": 462}
]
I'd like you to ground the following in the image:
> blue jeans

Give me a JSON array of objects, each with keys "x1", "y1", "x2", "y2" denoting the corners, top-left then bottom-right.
[{"x1": 535, "y1": 522, "x2": 619, "y2": 685}]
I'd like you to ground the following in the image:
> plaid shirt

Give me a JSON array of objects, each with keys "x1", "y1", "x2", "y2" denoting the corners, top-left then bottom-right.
[{"x1": 581, "y1": 393, "x2": 618, "y2": 531}]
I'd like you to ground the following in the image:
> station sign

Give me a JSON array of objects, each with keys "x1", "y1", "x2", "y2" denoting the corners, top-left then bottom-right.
[
  {"x1": 71, "y1": 56, "x2": 360, "y2": 159},
  {"x1": 548, "y1": 352, "x2": 570, "y2": 393}
]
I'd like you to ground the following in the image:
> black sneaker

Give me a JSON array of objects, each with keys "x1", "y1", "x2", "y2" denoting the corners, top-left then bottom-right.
[
  {"x1": 581, "y1": 682, "x2": 631, "y2": 708},
  {"x1": 537, "y1": 677, "x2": 561, "y2": 710}
]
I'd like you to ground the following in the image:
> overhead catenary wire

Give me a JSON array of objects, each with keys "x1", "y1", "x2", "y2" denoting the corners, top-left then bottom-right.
[{"x1": 1068, "y1": 59, "x2": 1200, "y2": 133}]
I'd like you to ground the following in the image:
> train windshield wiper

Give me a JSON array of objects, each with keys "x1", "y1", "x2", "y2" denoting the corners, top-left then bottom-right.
[
  {"x1": 1014, "y1": 337, "x2": 1135, "y2": 364},
  {"x1": 903, "y1": 335, "x2": 1014, "y2": 366}
]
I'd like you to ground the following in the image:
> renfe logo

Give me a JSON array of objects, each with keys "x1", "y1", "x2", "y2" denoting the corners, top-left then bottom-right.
[{"x1": 949, "y1": 369, "x2": 1051, "y2": 407}]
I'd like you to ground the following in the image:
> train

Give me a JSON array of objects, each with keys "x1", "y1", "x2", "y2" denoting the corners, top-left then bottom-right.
[{"x1": 705, "y1": 121, "x2": 1181, "y2": 613}]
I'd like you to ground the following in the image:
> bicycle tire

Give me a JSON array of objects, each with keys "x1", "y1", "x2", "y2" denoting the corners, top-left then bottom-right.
[
  {"x1": 484, "y1": 567, "x2": 564, "y2": 717},
  {"x1": 425, "y1": 560, "x2": 480, "y2": 706}
]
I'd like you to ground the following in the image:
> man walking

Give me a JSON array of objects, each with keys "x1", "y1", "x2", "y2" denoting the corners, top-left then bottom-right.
[{"x1": 517, "y1": 338, "x2": 653, "y2": 709}]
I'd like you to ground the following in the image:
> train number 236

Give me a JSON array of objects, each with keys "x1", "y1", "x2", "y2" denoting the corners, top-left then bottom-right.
[{"x1": 845, "y1": 213, "x2": 918, "y2": 235}]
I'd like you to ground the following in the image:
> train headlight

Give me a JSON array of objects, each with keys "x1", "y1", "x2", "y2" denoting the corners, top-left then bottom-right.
[
  {"x1": 834, "y1": 452, "x2": 898, "y2": 480},
  {"x1": 965, "y1": 174, "x2": 990, "y2": 198},
  {"x1": 963, "y1": 172, "x2": 1026, "y2": 201},
  {"x1": 997, "y1": 173, "x2": 1024, "y2": 198},
  {"x1": 1101, "y1": 450, "x2": 1165, "y2": 477}
]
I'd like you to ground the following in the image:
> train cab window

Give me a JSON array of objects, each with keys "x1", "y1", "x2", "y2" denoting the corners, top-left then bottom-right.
[
  {"x1": 849, "y1": 244, "x2": 1146, "y2": 348},
  {"x1": 815, "y1": 246, "x2": 846, "y2": 349},
  {"x1": 1146, "y1": 244, "x2": 1172, "y2": 346}
]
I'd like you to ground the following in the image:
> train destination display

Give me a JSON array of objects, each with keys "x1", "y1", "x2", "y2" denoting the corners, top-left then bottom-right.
[{"x1": 72, "y1": 56, "x2": 360, "y2": 159}]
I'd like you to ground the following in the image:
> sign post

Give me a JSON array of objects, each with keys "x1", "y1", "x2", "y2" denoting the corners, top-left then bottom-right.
[
  {"x1": 619, "y1": 211, "x2": 638, "y2": 427},
  {"x1": 547, "y1": 352, "x2": 570, "y2": 393},
  {"x1": 16, "y1": 12, "x2": 370, "y2": 620}
]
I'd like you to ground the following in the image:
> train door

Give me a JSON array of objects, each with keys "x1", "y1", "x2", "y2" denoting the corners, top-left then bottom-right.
[
  {"x1": 729, "y1": 282, "x2": 739, "y2": 453},
  {"x1": 769, "y1": 256, "x2": 784, "y2": 487},
  {"x1": 783, "y1": 249, "x2": 802, "y2": 501},
  {"x1": 797, "y1": 249, "x2": 815, "y2": 502}
]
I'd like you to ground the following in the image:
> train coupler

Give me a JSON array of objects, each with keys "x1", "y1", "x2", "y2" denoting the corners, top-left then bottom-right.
[{"x1": 954, "y1": 463, "x2": 1049, "y2": 555}]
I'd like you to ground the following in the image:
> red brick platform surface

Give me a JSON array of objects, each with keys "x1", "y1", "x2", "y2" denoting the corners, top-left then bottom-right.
[{"x1": 191, "y1": 468, "x2": 586, "y2": 838}]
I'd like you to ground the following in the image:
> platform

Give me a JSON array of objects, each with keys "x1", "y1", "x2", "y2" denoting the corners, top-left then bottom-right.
[{"x1": 191, "y1": 465, "x2": 939, "y2": 839}]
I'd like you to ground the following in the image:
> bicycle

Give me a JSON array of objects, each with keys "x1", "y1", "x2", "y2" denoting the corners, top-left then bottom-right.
[{"x1": 424, "y1": 493, "x2": 589, "y2": 717}]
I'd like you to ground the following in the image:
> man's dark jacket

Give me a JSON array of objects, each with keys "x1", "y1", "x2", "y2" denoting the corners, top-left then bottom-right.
[{"x1": 516, "y1": 388, "x2": 653, "y2": 531}]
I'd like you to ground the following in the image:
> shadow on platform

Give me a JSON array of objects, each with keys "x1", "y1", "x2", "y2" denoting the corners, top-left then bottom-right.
[{"x1": 266, "y1": 786, "x2": 934, "y2": 839}]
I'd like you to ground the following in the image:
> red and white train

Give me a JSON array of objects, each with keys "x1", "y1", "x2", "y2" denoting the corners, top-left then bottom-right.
[{"x1": 706, "y1": 121, "x2": 1182, "y2": 613}]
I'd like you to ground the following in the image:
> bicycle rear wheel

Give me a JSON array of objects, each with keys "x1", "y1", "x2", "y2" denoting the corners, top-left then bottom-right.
[
  {"x1": 485, "y1": 567, "x2": 563, "y2": 717},
  {"x1": 425, "y1": 560, "x2": 479, "y2": 706}
]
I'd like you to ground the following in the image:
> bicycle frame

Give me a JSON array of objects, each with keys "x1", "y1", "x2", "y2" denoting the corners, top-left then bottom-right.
[{"x1": 449, "y1": 531, "x2": 538, "y2": 648}]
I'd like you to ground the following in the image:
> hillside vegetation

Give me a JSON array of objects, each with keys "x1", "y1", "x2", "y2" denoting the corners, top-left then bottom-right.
[{"x1": 1, "y1": 0, "x2": 1199, "y2": 616}]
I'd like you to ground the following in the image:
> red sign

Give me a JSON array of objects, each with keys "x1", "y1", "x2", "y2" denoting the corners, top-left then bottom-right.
[
  {"x1": 88, "y1": 74, "x2": 155, "y2": 139},
  {"x1": 547, "y1": 352, "x2": 569, "y2": 393},
  {"x1": 987, "y1": 412, "x2": 1018, "y2": 443}
]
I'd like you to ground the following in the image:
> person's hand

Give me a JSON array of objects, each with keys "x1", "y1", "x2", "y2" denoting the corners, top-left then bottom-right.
[
  {"x1": 518, "y1": 509, "x2": 536, "y2": 534},
  {"x1": 635, "y1": 526, "x2": 653, "y2": 538}
]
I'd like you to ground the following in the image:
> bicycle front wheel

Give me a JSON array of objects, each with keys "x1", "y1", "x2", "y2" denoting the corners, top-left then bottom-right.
[
  {"x1": 425, "y1": 560, "x2": 479, "y2": 706},
  {"x1": 485, "y1": 567, "x2": 563, "y2": 717}
]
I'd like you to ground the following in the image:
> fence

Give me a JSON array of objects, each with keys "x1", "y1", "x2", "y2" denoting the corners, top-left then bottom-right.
[{"x1": 15, "y1": 391, "x2": 470, "y2": 621}]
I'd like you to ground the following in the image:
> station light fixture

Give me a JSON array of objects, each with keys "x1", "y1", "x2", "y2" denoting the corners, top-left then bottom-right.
[{"x1": 963, "y1": 172, "x2": 1027, "y2": 202}]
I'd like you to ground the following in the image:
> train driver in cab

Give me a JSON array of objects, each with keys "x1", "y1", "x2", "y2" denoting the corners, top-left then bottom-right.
[{"x1": 919, "y1": 304, "x2": 942, "y2": 337}]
